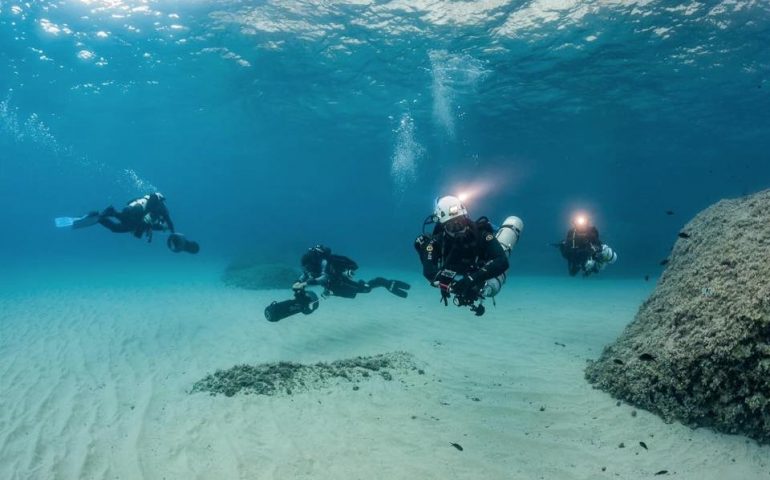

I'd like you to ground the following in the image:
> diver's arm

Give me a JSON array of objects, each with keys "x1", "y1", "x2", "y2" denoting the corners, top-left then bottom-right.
[
  {"x1": 305, "y1": 260, "x2": 329, "y2": 286},
  {"x1": 158, "y1": 203, "x2": 175, "y2": 233},
  {"x1": 589, "y1": 227, "x2": 601, "y2": 250},
  {"x1": 473, "y1": 238, "x2": 509, "y2": 282},
  {"x1": 415, "y1": 236, "x2": 440, "y2": 282}
]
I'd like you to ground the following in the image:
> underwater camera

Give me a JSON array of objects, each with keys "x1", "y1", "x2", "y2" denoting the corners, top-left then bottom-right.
[
  {"x1": 436, "y1": 269, "x2": 486, "y2": 317},
  {"x1": 264, "y1": 287, "x2": 320, "y2": 322}
]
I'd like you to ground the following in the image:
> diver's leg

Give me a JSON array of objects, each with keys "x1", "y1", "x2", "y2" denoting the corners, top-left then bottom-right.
[
  {"x1": 568, "y1": 261, "x2": 579, "y2": 276},
  {"x1": 98, "y1": 217, "x2": 134, "y2": 233},
  {"x1": 326, "y1": 279, "x2": 359, "y2": 298},
  {"x1": 368, "y1": 277, "x2": 408, "y2": 297}
]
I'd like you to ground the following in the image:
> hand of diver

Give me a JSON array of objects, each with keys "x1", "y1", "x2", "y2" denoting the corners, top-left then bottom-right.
[
  {"x1": 451, "y1": 275, "x2": 480, "y2": 296},
  {"x1": 292, "y1": 281, "x2": 307, "y2": 290}
]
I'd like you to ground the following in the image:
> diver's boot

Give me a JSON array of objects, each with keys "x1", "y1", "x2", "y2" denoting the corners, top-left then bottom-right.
[{"x1": 368, "y1": 277, "x2": 389, "y2": 288}]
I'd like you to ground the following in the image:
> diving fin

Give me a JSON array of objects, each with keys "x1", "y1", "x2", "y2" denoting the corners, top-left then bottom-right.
[
  {"x1": 368, "y1": 278, "x2": 410, "y2": 297},
  {"x1": 389, "y1": 287, "x2": 408, "y2": 298},
  {"x1": 55, "y1": 217, "x2": 76, "y2": 228},
  {"x1": 72, "y1": 212, "x2": 101, "y2": 229},
  {"x1": 55, "y1": 212, "x2": 101, "y2": 229}
]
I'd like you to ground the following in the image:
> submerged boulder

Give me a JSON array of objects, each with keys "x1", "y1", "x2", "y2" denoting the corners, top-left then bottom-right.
[
  {"x1": 222, "y1": 255, "x2": 299, "y2": 290},
  {"x1": 586, "y1": 189, "x2": 770, "y2": 442}
]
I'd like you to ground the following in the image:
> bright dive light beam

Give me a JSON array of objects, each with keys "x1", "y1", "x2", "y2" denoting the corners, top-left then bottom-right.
[{"x1": 457, "y1": 192, "x2": 469, "y2": 202}]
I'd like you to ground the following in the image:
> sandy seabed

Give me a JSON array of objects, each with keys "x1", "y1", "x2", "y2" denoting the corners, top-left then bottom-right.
[{"x1": 1, "y1": 263, "x2": 768, "y2": 480}]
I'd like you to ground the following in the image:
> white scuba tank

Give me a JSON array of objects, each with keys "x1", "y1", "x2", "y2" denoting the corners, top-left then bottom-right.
[
  {"x1": 584, "y1": 244, "x2": 617, "y2": 273},
  {"x1": 481, "y1": 216, "x2": 523, "y2": 298},
  {"x1": 598, "y1": 244, "x2": 617, "y2": 264}
]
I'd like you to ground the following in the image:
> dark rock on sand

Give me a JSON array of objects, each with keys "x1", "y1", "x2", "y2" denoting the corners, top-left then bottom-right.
[
  {"x1": 586, "y1": 190, "x2": 770, "y2": 442},
  {"x1": 191, "y1": 351, "x2": 420, "y2": 397},
  {"x1": 222, "y1": 254, "x2": 300, "y2": 290}
]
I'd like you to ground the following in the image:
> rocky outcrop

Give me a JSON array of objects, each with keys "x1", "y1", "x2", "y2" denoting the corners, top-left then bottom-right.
[
  {"x1": 191, "y1": 352, "x2": 422, "y2": 397},
  {"x1": 586, "y1": 190, "x2": 770, "y2": 442}
]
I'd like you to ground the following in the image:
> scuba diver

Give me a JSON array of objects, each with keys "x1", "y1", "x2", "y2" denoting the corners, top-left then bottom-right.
[
  {"x1": 54, "y1": 192, "x2": 199, "y2": 254},
  {"x1": 556, "y1": 215, "x2": 616, "y2": 276},
  {"x1": 414, "y1": 195, "x2": 523, "y2": 316},
  {"x1": 264, "y1": 245, "x2": 410, "y2": 322}
]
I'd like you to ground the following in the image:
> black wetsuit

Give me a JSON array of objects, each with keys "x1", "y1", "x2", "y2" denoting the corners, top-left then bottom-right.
[
  {"x1": 560, "y1": 226, "x2": 602, "y2": 276},
  {"x1": 98, "y1": 195, "x2": 175, "y2": 241},
  {"x1": 415, "y1": 219, "x2": 509, "y2": 294},
  {"x1": 300, "y1": 247, "x2": 409, "y2": 298}
]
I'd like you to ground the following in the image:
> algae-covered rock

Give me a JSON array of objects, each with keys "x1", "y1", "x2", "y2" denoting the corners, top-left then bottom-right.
[
  {"x1": 222, "y1": 255, "x2": 299, "y2": 290},
  {"x1": 191, "y1": 351, "x2": 420, "y2": 397},
  {"x1": 586, "y1": 189, "x2": 770, "y2": 442}
]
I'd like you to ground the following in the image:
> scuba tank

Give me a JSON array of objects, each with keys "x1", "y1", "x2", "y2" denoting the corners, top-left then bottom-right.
[
  {"x1": 481, "y1": 216, "x2": 523, "y2": 298},
  {"x1": 598, "y1": 244, "x2": 617, "y2": 264}
]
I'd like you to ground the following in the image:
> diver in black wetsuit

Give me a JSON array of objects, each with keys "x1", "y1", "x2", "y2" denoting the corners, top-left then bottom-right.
[
  {"x1": 96, "y1": 192, "x2": 175, "y2": 241},
  {"x1": 293, "y1": 245, "x2": 410, "y2": 299},
  {"x1": 72, "y1": 192, "x2": 199, "y2": 254},
  {"x1": 414, "y1": 195, "x2": 523, "y2": 315},
  {"x1": 558, "y1": 216, "x2": 616, "y2": 276},
  {"x1": 264, "y1": 245, "x2": 410, "y2": 322}
]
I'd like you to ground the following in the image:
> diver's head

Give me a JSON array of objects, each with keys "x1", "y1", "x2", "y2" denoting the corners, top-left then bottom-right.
[
  {"x1": 147, "y1": 192, "x2": 165, "y2": 205},
  {"x1": 301, "y1": 245, "x2": 329, "y2": 269},
  {"x1": 435, "y1": 196, "x2": 470, "y2": 237}
]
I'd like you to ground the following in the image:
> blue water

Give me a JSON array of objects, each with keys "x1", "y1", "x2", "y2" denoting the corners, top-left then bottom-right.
[{"x1": 1, "y1": 0, "x2": 769, "y2": 274}]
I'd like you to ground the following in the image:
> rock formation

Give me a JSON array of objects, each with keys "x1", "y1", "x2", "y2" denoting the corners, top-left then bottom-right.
[
  {"x1": 586, "y1": 190, "x2": 770, "y2": 442},
  {"x1": 191, "y1": 352, "x2": 421, "y2": 397},
  {"x1": 222, "y1": 254, "x2": 299, "y2": 290}
]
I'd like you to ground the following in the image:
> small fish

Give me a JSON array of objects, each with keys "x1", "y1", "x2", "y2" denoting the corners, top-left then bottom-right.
[
  {"x1": 644, "y1": 275, "x2": 650, "y2": 282},
  {"x1": 613, "y1": 359, "x2": 624, "y2": 365},
  {"x1": 655, "y1": 470, "x2": 668, "y2": 475},
  {"x1": 665, "y1": 210, "x2": 674, "y2": 215},
  {"x1": 638, "y1": 353, "x2": 655, "y2": 362},
  {"x1": 450, "y1": 442, "x2": 463, "y2": 451},
  {"x1": 659, "y1": 259, "x2": 669, "y2": 266},
  {"x1": 678, "y1": 232, "x2": 691, "y2": 239},
  {"x1": 640, "y1": 441, "x2": 648, "y2": 450},
  {"x1": 554, "y1": 342, "x2": 566, "y2": 347}
]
